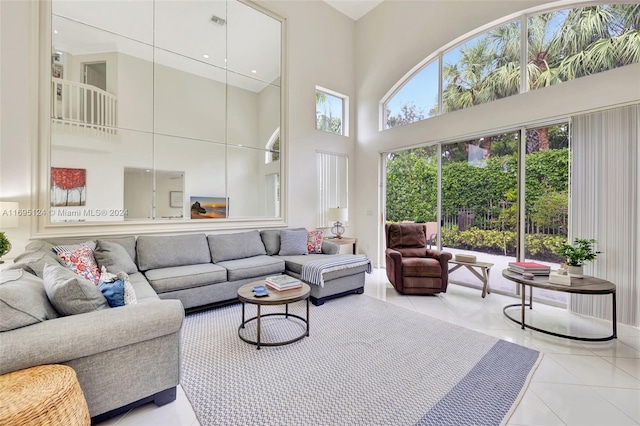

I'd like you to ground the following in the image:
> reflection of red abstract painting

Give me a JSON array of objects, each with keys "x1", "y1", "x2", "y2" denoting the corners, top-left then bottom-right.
[{"x1": 51, "y1": 167, "x2": 86, "y2": 206}]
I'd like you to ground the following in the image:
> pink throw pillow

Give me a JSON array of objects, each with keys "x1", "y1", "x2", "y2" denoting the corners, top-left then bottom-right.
[
  {"x1": 307, "y1": 230, "x2": 325, "y2": 254},
  {"x1": 57, "y1": 245, "x2": 102, "y2": 285}
]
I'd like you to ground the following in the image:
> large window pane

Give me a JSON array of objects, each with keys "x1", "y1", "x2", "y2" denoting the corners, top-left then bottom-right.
[
  {"x1": 384, "y1": 60, "x2": 439, "y2": 129},
  {"x1": 442, "y1": 20, "x2": 521, "y2": 113},
  {"x1": 385, "y1": 146, "x2": 438, "y2": 228},
  {"x1": 528, "y1": 5, "x2": 640, "y2": 90},
  {"x1": 524, "y1": 123, "x2": 570, "y2": 304},
  {"x1": 441, "y1": 132, "x2": 519, "y2": 295}
]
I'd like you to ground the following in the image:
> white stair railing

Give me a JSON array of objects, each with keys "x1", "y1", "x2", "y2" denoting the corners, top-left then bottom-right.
[{"x1": 51, "y1": 77, "x2": 117, "y2": 134}]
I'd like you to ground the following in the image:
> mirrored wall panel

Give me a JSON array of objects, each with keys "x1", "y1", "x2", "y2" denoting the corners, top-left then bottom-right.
[{"x1": 48, "y1": 0, "x2": 282, "y2": 223}]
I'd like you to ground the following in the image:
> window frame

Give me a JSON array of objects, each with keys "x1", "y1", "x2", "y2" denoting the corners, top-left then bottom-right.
[{"x1": 316, "y1": 86, "x2": 349, "y2": 137}]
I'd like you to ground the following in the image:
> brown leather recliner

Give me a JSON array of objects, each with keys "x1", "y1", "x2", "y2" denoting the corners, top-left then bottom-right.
[{"x1": 385, "y1": 223, "x2": 452, "y2": 295}]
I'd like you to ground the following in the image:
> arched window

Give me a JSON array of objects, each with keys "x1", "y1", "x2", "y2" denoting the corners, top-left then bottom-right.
[
  {"x1": 265, "y1": 128, "x2": 280, "y2": 164},
  {"x1": 382, "y1": 3, "x2": 640, "y2": 129}
]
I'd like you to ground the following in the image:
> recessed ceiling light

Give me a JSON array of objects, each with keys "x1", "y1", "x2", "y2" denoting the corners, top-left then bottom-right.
[
  {"x1": 224, "y1": 58, "x2": 227, "y2": 62},
  {"x1": 54, "y1": 30, "x2": 58, "y2": 34},
  {"x1": 251, "y1": 69, "x2": 257, "y2": 74},
  {"x1": 203, "y1": 54, "x2": 209, "y2": 59},
  {"x1": 145, "y1": 169, "x2": 151, "y2": 172}
]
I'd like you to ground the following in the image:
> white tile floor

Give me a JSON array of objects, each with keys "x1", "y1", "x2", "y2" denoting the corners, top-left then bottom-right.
[{"x1": 102, "y1": 268, "x2": 640, "y2": 426}]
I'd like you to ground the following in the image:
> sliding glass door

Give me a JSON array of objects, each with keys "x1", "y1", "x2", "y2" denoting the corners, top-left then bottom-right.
[
  {"x1": 440, "y1": 131, "x2": 520, "y2": 295},
  {"x1": 524, "y1": 123, "x2": 570, "y2": 303}
]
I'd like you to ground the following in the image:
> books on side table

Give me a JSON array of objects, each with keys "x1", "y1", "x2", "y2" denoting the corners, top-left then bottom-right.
[
  {"x1": 508, "y1": 261, "x2": 550, "y2": 276},
  {"x1": 265, "y1": 275, "x2": 302, "y2": 291}
]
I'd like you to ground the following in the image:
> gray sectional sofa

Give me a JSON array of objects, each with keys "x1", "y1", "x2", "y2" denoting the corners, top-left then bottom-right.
[{"x1": 0, "y1": 228, "x2": 370, "y2": 422}]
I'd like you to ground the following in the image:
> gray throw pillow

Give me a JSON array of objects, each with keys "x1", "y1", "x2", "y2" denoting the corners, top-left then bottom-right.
[
  {"x1": 94, "y1": 240, "x2": 138, "y2": 274},
  {"x1": 0, "y1": 270, "x2": 59, "y2": 331},
  {"x1": 260, "y1": 230, "x2": 281, "y2": 256},
  {"x1": 43, "y1": 263, "x2": 109, "y2": 316},
  {"x1": 278, "y1": 229, "x2": 309, "y2": 256}
]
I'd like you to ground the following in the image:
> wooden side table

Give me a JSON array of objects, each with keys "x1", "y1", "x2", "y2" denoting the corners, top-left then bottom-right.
[
  {"x1": 448, "y1": 260, "x2": 494, "y2": 298},
  {"x1": 327, "y1": 237, "x2": 358, "y2": 254}
]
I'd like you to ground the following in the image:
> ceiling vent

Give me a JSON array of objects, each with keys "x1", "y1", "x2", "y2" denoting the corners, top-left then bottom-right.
[{"x1": 210, "y1": 15, "x2": 226, "y2": 26}]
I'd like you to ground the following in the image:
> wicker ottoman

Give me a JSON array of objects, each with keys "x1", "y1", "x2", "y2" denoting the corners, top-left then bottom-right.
[{"x1": 0, "y1": 365, "x2": 90, "y2": 426}]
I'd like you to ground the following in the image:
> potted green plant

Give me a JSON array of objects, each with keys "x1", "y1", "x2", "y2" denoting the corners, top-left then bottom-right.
[
  {"x1": 0, "y1": 231, "x2": 11, "y2": 264},
  {"x1": 556, "y1": 238, "x2": 600, "y2": 278}
]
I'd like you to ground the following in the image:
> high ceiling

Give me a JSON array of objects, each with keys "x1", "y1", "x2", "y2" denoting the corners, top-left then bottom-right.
[{"x1": 323, "y1": 0, "x2": 384, "y2": 21}]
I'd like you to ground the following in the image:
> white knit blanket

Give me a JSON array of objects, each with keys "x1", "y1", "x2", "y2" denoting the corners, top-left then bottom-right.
[{"x1": 300, "y1": 255, "x2": 372, "y2": 287}]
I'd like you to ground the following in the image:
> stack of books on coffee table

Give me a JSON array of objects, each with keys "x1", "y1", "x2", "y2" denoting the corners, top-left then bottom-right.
[
  {"x1": 265, "y1": 275, "x2": 302, "y2": 291},
  {"x1": 508, "y1": 261, "x2": 550, "y2": 275}
]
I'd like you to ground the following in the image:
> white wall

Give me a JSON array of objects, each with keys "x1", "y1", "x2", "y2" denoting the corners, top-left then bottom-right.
[
  {"x1": 0, "y1": 0, "x2": 35, "y2": 257},
  {"x1": 261, "y1": 0, "x2": 356, "y2": 231},
  {"x1": 354, "y1": 0, "x2": 640, "y2": 266}
]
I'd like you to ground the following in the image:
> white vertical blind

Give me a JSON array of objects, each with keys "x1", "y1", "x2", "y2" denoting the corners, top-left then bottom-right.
[
  {"x1": 570, "y1": 104, "x2": 639, "y2": 327},
  {"x1": 317, "y1": 151, "x2": 348, "y2": 228}
]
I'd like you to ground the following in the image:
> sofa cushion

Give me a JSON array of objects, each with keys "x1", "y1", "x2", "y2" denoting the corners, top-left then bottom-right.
[
  {"x1": 43, "y1": 263, "x2": 109, "y2": 316},
  {"x1": 94, "y1": 240, "x2": 138, "y2": 275},
  {"x1": 207, "y1": 231, "x2": 266, "y2": 263},
  {"x1": 127, "y1": 272, "x2": 159, "y2": 302},
  {"x1": 136, "y1": 234, "x2": 211, "y2": 271},
  {"x1": 216, "y1": 255, "x2": 285, "y2": 281},
  {"x1": 144, "y1": 263, "x2": 227, "y2": 294},
  {"x1": 260, "y1": 230, "x2": 281, "y2": 255},
  {"x1": 274, "y1": 253, "x2": 329, "y2": 274},
  {"x1": 0, "y1": 270, "x2": 59, "y2": 331},
  {"x1": 278, "y1": 229, "x2": 308, "y2": 256},
  {"x1": 10, "y1": 249, "x2": 63, "y2": 278}
]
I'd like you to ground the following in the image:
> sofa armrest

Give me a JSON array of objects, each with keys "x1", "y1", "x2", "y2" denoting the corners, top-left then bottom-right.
[
  {"x1": 0, "y1": 299, "x2": 184, "y2": 375},
  {"x1": 322, "y1": 240, "x2": 339, "y2": 255}
]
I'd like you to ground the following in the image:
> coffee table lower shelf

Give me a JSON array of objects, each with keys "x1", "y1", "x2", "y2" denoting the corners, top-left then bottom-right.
[
  {"x1": 502, "y1": 300, "x2": 616, "y2": 342},
  {"x1": 501, "y1": 269, "x2": 617, "y2": 342},
  {"x1": 238, "y1": 310, "x2": 309, "y2": 349}
]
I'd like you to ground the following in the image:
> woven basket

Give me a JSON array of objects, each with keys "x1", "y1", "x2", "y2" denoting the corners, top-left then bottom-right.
[{"x1": 0, "y1": 364, "x2": 90, "y2": 426}]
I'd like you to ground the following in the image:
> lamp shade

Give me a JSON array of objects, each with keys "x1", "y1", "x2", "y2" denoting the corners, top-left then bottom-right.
[
  {"x1": 327, "y1": 207, "x2": 348, "y2": 222},
  {"x1": 0, "y1": 202, "x2": 19, "y2": 229}
]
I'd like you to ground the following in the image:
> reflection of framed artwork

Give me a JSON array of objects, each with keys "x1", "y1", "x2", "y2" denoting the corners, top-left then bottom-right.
[
  {"x1": 170, "y1": 191, "x2": 183, "y2": 208},
  {"x1": 190, "y1": 196, "x2": 227, "y2": 219},
  {"x1": 52, "y1": 63, "x2": 63, "y2": 79},
  {"x1": 51, "y1": 167, "x2": 86, "y2": 206}
]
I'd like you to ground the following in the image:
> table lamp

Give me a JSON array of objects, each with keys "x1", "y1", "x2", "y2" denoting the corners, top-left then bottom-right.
[{"x1": 327, "y1": 207, "x2": 348, "y2": 239}]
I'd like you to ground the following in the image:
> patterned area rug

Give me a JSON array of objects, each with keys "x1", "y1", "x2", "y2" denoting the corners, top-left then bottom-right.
[{"x1": 181, "y1": 294, "x2": 541, "y2": 426}]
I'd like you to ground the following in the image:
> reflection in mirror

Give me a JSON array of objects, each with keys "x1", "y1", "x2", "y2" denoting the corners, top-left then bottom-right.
[
  {"x1": 123, "y1": 169, "x2": 185, "y2": 220},
  {"x1": 50, "y1": 127, "x2": 153, "y2": 222},
  {"x1": 51, "y1": 15, "x2": 154, "y2": 133},
  {"x1": 123, "y1": 168, "x2": 154, "y2": 220},
  {"x1": 49, "y1": 0, "x2": 283, "y2": 223},
  {"x1": 227, "y1": 145, "x2": 280, "y2": 218},
  {"x1": 155, "y1": 135, "x2": 226, "y2": 218},
  {"x1": 154, "y1": 48, "x2": 226, "y2": 142}
]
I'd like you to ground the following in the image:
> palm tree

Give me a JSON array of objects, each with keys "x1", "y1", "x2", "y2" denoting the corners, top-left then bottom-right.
[{"x1": 438, "y1": 4, "x2": 640, "y2": 152}]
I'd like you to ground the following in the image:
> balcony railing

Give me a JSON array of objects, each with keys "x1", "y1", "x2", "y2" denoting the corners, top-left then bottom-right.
[{"x1": 51, "y1": 77, "x2": 117, "y2": 135}]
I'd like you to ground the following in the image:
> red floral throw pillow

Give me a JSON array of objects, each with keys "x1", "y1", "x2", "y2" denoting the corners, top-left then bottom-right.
[
  {"x1": 307, "y1": 230, "x2": 325, "y2": 254},
  {"x1": 56, "y1": 245, "x2": 101, "y2": 285}
]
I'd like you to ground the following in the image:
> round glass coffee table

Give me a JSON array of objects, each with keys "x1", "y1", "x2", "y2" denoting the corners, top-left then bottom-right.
[{"x1": 237, "y1": 281, "x2": 311, "y2": 350}]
